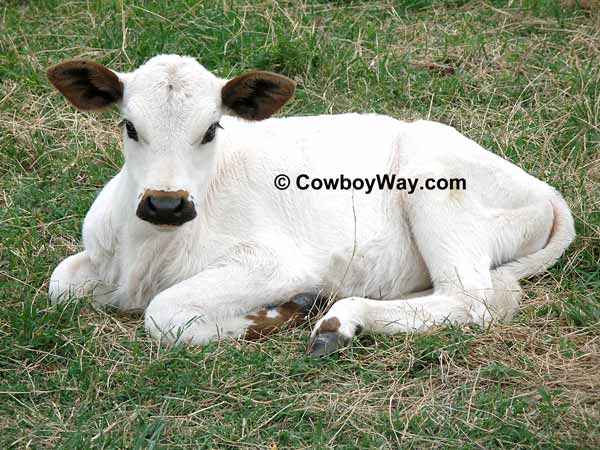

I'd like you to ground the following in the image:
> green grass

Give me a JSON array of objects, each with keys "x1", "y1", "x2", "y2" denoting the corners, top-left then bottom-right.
[{"x1": 1, "y1": 0, "x2": 599, "y2": 448}]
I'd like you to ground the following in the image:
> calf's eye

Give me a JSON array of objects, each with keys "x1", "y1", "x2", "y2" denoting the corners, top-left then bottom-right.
[
  {"x1": 201, "y1": 122, "x2": 223, "y2": 145},
  {"x1": 119, "y1": 119, "x2": 138, "y2": 141}
]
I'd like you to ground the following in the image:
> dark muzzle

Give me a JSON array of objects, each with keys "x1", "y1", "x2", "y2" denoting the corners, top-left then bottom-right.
[{"x1": 136, "y1": 190, "x2": 196, "y2": 226}]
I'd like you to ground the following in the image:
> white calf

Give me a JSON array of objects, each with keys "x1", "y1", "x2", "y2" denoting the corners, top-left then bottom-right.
[{"x1": 47, "y1": 55, "x2": 575, "y2": 356}]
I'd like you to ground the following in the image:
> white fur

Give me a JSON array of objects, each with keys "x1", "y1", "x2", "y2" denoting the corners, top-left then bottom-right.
[{"x1": 49, "y1": 55, "x2": 575, "y2": 346}]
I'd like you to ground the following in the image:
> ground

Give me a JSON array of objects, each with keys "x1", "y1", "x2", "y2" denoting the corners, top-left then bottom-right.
[{"x1": 1, "y1": 1, "x2": 599, "y2": 448}]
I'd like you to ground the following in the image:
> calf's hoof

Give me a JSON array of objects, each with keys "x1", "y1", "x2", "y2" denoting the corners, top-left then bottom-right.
[
  {"x1": 288, "y1": 292, "x2": 330, "y2": 317},
  {"x1": 306, "y1": 330, "x2": 351, "y2": 357}
]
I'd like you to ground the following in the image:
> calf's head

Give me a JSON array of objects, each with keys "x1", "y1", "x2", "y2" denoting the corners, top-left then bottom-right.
[{"x1": 47, "y1": 55, "x2": 295, "y2": 227}]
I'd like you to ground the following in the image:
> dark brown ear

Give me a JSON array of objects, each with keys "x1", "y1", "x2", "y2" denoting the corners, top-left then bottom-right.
[
  {"x1": 221, "y1": 71, "x2": 295, "y2": 121},
  {"x1": 47, "y1": 60, "x2": 123, "y2": 111}
]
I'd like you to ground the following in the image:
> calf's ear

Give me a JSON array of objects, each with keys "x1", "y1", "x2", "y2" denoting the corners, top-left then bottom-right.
[
  {"x1": 47, "y1": 60, "x2": 123, "y2": 111},
  {"x1": 221, "y1": 71, "x2": 295, "y2": 121}
]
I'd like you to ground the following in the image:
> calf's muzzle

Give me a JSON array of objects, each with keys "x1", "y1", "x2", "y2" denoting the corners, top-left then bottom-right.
[{"x1": 136, "y1": 190, "x2": 196, "y2": 226}]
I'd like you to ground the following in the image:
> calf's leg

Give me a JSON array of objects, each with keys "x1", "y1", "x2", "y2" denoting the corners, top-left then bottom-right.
[
  {"x1": 144, "y1": 258, "x2": 320, "y2": 346},
  {"x1": 49, "y1": 251, "x2": 116, "y2": 305},
  {"x1": 308, "y1": 187, "x2": 552, "y2": 356}
]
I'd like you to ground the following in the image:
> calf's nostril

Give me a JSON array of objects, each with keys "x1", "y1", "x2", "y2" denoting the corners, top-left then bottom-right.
[
  {"x1": 147, "y1": 197, "x2": 158, "y2": 213},
  {"x1": 173, "y1": 198, "x2": 184, "y2": 213}
]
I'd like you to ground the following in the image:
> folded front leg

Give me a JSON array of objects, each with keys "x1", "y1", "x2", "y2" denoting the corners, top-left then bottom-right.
[
  {"x1": 144, "y1": 254, "x2": 319, "y2": 346},
  {"x1": 49, "y1": 251, "x2": 118, "y2": 306}
]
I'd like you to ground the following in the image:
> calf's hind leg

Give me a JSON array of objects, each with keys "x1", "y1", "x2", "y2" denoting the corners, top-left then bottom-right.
[
  {"x1": 307, "y1": 269, "x2": 522, "y2": 356},
  {"x1": 308, "y1": 189, "x2": 552, "y2": 356}
]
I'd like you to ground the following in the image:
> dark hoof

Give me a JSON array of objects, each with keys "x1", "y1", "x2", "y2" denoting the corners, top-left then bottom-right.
[
  {"x1": 306, "y1": 331, "x2": 350, "y2": 357},
  {"x1": 290, "y1": 293, "x2": 330, "y2": 316}
]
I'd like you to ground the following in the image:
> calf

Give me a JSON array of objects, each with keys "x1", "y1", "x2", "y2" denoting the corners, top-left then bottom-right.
[{"x1": 47, "y1": 55, "x2": 575, "y2": 356}]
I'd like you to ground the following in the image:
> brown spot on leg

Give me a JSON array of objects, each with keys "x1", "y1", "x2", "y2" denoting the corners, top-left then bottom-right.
[
  {"x1": 317, "y1": 317, "x2": 341, "y2": 333},
  {"x1": 243, "y1": 293, "x2": 326, "y2": 340},
  {"x1": 244, "y1": 306, "x2": 302, "y2": 340}
]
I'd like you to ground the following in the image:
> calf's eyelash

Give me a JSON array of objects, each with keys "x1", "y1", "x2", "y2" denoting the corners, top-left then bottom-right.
[
  {"x1": 118, "y1": 119, "x2": 139, "y2": 141},
  {"x1": 200, "y1": 121, "x2": 223, "y2": 145}
]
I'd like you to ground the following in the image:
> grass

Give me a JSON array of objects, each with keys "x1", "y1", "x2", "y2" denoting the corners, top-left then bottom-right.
[{"x1": 1, "y1": 0, "x2": 599, "y2": 448}]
